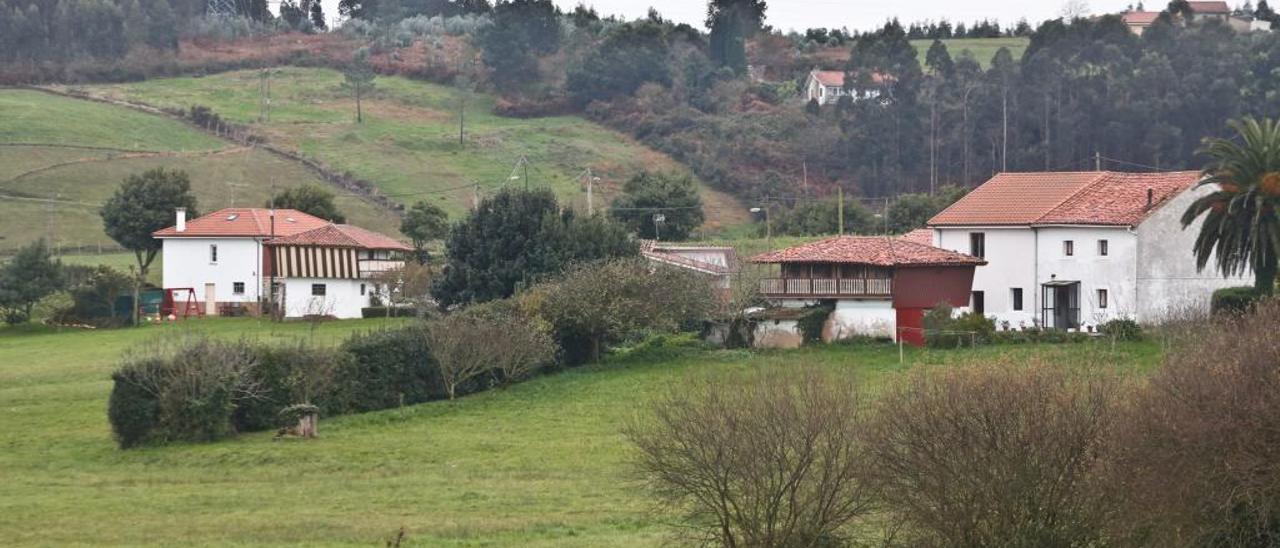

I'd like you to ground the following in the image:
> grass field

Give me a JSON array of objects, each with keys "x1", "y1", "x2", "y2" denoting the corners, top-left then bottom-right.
[
  {"x1": 70, "y1": 67, "x2": 748, "y2": 230},
  {"x1": 910, "y1": 37, "x2": 1030, "y2": 67},
  {"x1": 0, "y1": 317, "x2": 1161, "y2": 546},
  {"x1": 0, "y1": 89, "x2": 401, "y2": 254}
]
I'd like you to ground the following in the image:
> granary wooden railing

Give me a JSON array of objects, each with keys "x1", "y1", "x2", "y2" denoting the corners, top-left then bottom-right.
[{"x1": 760, "y1": 277, "x2": 893, "y2": 298}]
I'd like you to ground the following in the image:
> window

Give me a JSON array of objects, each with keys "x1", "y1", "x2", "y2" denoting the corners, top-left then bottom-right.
[
  {"x1": 971, "y1": 291, "x2": 985, "y2": 315},
  {"x1": 1097, "y1": 289, "x2": 1109, "y2": 309},
  {"x1": 969, "y1": 232, "x2": 986, "y2": 258},
  {"x1": 209, "y1": 244, "x2": 218, "y2": 264},
  {"x1": 1063, "y1": 240, "x2": 1075, "y2": 256},
  {"x1": 1098, "y1": 239, "x2": 1109, "y2": 256},
  {"x1": 232, "y1": 282, "x2": 245, "y2": 295},
  {"x1": 1011, "y1": 288, "x2": 1024, "y2": 311},
  {"x1": 360, "y1": 283, "x2": 366, "y2": 296},
  {"x1": 311, "y1": 284, "x2": 326, "y2": 296}
]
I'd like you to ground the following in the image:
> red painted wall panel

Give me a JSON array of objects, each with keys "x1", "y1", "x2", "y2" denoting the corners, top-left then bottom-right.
[
  {"x1": 891, "y1": 266, "x2": 978, "y2": 309},
  {"x1": 896, "y1": 307, "x2": 926, "y2": 346}
]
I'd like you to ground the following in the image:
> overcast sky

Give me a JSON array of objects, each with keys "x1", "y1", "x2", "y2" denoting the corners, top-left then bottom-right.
[{"x1": 549, "y1": 0, "x2": 1143, "y2": 33}]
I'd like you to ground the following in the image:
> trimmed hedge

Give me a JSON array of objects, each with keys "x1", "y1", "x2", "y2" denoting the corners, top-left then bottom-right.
[
  {"x1": 1211, "y1": 286, "x2": 1260, "y2": 316},
  {"x1": 1098, "y1": 318, "x2": 1142, "y2": 341},
  {"x1": 332, "y1": 323, "x2": 449, "y2": 413},
  {"x1": 361, "y1": 306, "x2": 418, "y2": 318}
]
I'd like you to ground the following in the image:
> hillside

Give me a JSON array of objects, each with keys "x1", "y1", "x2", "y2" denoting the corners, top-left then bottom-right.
[
  {"x1": 63, "y1": 67, "x2": 748, "y2": 229},
  {"x1": 0, "y1": 89, "x2": 401, "y2": 254}
]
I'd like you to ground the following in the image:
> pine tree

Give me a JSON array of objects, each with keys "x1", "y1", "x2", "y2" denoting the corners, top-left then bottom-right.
[{"x1": 309, "y1": 0, "x2": 326, "y2": 30}]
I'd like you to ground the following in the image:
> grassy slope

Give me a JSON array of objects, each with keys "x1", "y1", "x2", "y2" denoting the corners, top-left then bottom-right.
[
  {"x1": 910, "y1": 37, "x2": 1030, "y2": 67},
  {"x1": 0, "y1": 89, "x2": 401, "y2": 254},
  {"x1": 74, "y1": 68, "x2": 748, "y2": 229},
  {"x1": 0, "y1": 317, "x2": 1160, "y2": 546}
]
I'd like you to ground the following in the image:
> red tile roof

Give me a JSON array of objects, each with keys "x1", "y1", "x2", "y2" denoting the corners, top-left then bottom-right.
[
  {"x1": 266, "y1": 223, "x2": 411, "y2": 251},
  {"x1": 153, "y1": 208, "x2": 330, "y2": 238},
  {"x1": 1122, "y1": 11, "x2": 1161, "y2": 24},
  {"x1": 1188, "y1": 1, "x2": 1230, "y2": 13},
  {"x1": 928, "y1": 171, "x2": 1201, "y2": 227},
  {"x1": 811, "y1": 70, "x2": 892, "y2": 87},
  {"x1": 750, "y1": 236, "x2": 985, "y2": 267},
  {"x1": 898, "y1": 228, "x2": 934, "y2": 245}
]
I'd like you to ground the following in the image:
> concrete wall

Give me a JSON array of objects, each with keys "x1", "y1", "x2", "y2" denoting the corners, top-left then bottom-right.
[
  {"x1": 280, "y1": 278, "x2": 371, "y2": 319},
  {"x1": 936, "y1": 227, "x2": 1038, "y2": 327},
  {"x1": 1035, "y1": 226, "x2": 1137, "y2": 329},
  {"x1": 1136, "y1": 184, "x2": 1250, "y2": 321},
  {"x1": 161, "y1": 237, "x2": 263, "y2": 307},
  {"x1": 754, "y1": 319, "x2": 803, "y2": 349}
]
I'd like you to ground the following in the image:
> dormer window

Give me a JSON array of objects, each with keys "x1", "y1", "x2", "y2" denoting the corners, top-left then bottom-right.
[{"x1": 226, "y1": 213, "x2": 239, "y2": 221}]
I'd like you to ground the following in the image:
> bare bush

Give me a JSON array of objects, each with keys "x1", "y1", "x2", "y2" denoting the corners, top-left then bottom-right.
[
  {"x1": 865, "y1": 362, "x2": 1120, "y2": 547},
  {"x1": 425, "y1": 307, "x2": 556, "y2": 398},
  {"x1": 625, "y1": 368, "x2": 874, "y2": 547},
  {"x1": 460, "y1": 302, "x2": 556, "y2": 386},
  {"x1": 1104, "y1": 299, "x2": 1280, "y2": 546}
]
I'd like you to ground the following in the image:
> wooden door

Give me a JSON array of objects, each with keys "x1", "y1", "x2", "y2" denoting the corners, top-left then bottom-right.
[{"x1": 204, "y1": 283, "x2": 217, "y2": 316}]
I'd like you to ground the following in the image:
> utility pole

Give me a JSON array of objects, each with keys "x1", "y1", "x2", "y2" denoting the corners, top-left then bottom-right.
[
  {"x1": 259, "y1": 69, "x2": 272, "y2": 123},
  {"x1": 1095, "y1": 151, "x2": 1102, "y2": 171},
  {"x1": 838, "y1": 187, "x2": 845, "y2": 236},
  {"x1": 802, "y1": 159, "x2": 808, "y2": 195},
  {"x1": 523, "y1": 159, "x2": 530, "y2": 191},
  {"x1": 472, "y1": 182, "x2": 480, "y2": 210},
  {"x1": 581, "y1": 168, "x2": 599, "y2": 216}
]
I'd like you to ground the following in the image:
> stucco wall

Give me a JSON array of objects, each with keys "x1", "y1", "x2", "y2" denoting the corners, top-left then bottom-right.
[
  {"x1": 1035, "y1": 226, "x2": 1137, "y2": 329},
  {"x1": 1136, "y1": 184, "x2": 1250, "y2": 321},
  {"x1": 754, "y1": 319, "x2": 803, "y2": 349},
  {"x1": 161, "y1": 237, "x2": 263, "y2": 306},
  {"x1": 828, "y1": 300, "x2": 896, "y2": 340},
  {"x1": 280, "y1": 278, "x2": 371, "y2": 319},
  {"x1": 936, "y1": 227, "x2": 1038, "y2": 327}
]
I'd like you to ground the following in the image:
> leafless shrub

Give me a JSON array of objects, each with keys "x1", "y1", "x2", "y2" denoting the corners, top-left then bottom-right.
[
  {"x1": 424, "y1": 314, "x2": 497, "y2": 400},
  {"x1": 625, "y1": 368, "x2": 874, "y2": 547},
  {"x1": 425, "y1": 307, "x2": 556, "y2": 398},
  {"x1": 1103, "y1": 299, "x2": 1280, "y2": 547},
  {"x1": 864, "y1": 361, "x2": 1120, "y2": 547},
  {"x1": 460, "y1": 302, "x2": 556, "y2": 387}
]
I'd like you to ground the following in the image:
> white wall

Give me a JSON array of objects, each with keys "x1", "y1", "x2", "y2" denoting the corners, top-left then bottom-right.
[
  {"x1": 280, "y1": 278, "x2": 371, "y2": 319},
  {"x1": 828, "y1": 300, "x2": 896, "y2": 340},
  {"x1": 160, "y1": 237, "x2": 263, "y2": 305},
  {"x1": 1035, "y1": 227, "x2": 1137, "y2": 329},
  {"x1": 936, "y1": 227, "x2": 1038, "y2": 327},
  {"x1": 1136, "y1": 184, "x2": 1250, "y2": 321}
]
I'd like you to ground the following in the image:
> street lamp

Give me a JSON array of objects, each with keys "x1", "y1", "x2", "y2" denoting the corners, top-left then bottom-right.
[{"x1": 750, "y1": 206, "x2": 772, "y2": 249}]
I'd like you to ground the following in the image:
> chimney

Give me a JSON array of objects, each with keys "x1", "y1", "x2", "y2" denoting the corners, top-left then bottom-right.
[
  {"x1": 176, "y1": 207, "x2": 187, "y2": 232},
  {"x1": 1146, "y1": 188, "x2": 1154, "y2": 209}
]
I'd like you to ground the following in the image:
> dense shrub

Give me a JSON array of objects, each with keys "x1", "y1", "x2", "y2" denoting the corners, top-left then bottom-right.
[
  {"x1": 989, "y1": 328, "x2": 1089, "y2": 345},
  {"x1": 626, "y1": 368, "x2": 874, "y2": 546},
  {"x1": 922, "y1": 303, "x2": 994, "y2": 348},
  {"x1": 865, "y1": 362, "x2": 1120, "y2": 547},
  {"x1": 232, "y1": 342, "x2": 347, "y2": 431},
  {"x1": 107, "y1": 334, "x2": 260, "y2": 448},
  {"x1": 1211, "y1": 286, "x2": 1260, "y2": 315},
  {"x1": 1104, "y1": 300, "x2": 1280, "y2": 546},
  {"x1": 795, "y1": 301, "x2": 834, "y2": 344},
  {"x1": 333, "y1": 323, "x2": 445, "y2": 413},
  {"x1": 1098, "y1": 318, "x2": 1142, "y2": 341}
]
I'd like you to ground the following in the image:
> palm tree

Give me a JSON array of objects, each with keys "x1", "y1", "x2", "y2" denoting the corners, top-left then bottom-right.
[{"x1": 1182, "y1": 117, "x2": 1280, "y2": 295}]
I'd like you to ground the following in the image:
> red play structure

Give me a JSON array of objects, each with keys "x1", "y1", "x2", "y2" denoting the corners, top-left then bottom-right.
[{"x1": 160, "y1": 288, "x2": 203, "y2": 319}]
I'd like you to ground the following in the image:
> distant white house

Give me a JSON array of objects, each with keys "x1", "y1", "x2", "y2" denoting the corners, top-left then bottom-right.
[
  {"x1": 803, "y1": 70, "x2": 889, "y2": 106},
  {"x1": 152, "y1": 207, "x2": 410, "y2": 319},
  {"x1": 640, "y1": 240, "x2": 735, "y2": 295},
  {"x1": 926, "y1": 171, "x2": 1248, "y2": 330}
]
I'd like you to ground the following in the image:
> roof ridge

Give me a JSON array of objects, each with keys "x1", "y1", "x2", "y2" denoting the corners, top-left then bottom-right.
[{"x1": 1031, "y1": 171, "x2": 1113, "y2": 224}]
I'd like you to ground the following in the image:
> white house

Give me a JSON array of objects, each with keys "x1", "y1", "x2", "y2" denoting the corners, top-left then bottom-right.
[
  {"x1": 927, "y1": 171, "x2": 1247, "y2": 330},
  {"x1": 152, "y1": 207, "x2": 410, "y2": 319},
  {"x1": 640, "y1": 240, "x2": 735, "y2": 293},
  {"x1": 804, "y1": 70, "x2": 888, "y2": 106}
]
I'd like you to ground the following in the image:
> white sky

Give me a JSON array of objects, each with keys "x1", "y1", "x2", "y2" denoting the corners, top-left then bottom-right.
[{"x1": 550, "y1": 0, "x2": 1145, "y2": 33}]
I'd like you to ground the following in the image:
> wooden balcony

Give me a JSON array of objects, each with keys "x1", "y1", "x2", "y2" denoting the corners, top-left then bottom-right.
[{"x1": 760, "y1": 277, "x2": 893, "y2": 298}]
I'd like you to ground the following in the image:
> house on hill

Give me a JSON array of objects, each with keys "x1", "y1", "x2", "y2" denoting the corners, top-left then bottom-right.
[
  {"x1": 1121, "y1": 10, "x2": 1161, "y2": 34},
  {"x1": 640, "y1": 240, "x2": 734, "y2": 294},
  {"x1": 749, "y1": 236, "x2": 984, "y2": 347},
  {"x1": 925, "y1": 171, "x2": 1248, "y2": 330},
  {"x1": 152, "y1": 207, "x2": 410, "y2": 319},
  {"x1": 803, "y1": 70, "x2": 891, "y2": 106}
]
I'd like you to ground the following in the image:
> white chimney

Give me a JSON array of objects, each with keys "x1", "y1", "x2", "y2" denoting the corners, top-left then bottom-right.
[{"x1": 176, "y1": 208, "x2": 187, "y2": 232}]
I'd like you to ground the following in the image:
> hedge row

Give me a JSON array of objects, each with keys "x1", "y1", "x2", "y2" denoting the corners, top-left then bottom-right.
[{"x1": 107, "y1": 323, "x2": 497, "y2": 448}]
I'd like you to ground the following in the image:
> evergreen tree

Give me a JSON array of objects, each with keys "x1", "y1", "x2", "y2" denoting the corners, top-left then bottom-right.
[
  {"x1": 475, "y1": 0, "x2": 561, "y2": 92},
  {"x1": 0, "y1": 239, "x2": 64, "y2": 324},
  {"x1": 309, "y1": 0, "x2": 326, "y2": 30},
  {"x1": 431, "y1": 189, "x2": 636, "y2": 307},
  {"x1": 566, "y1": 21, "x2": 672, "y2": 105},
  {"x1": 400, "y1": 200, "x2": 449, "y2": 263},
  {"x1": 266, "y1": 185, "x2": 346, "y2": 222},
  {"x1": 705, "y1": 0, "x2": 765, "y2": 74},
  {"x1": 609, "y1": 172, "x2": 705, "y2": 241},
  {"x1": 341, "y1": 49, "x2": 376, "y2": 123}
]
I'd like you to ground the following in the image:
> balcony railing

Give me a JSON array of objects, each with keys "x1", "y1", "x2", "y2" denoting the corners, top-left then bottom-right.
[
  {"x1": 760, "y1": 277, "x2": 893, "y2": 298},
  {"x1": 358, "y1": 259, "x2": 405, "y2": 278}
]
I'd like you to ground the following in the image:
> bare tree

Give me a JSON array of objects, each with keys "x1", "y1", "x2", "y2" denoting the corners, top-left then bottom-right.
[
  {"x1": 864, "y1": 361, "x2": 1120, "y2": 547},
  {"x1": 424, "y1": 314, "x2": 497, "y2": 400},
  {"x1": 625, "y1": 367, "x2": 875, "y2": 547},
  {"x1": 1103, "y1": 300, "x2": 1280, "y2": 546}
]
